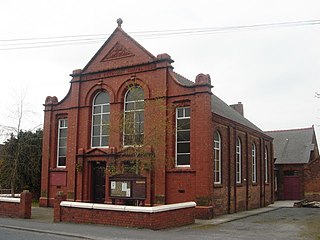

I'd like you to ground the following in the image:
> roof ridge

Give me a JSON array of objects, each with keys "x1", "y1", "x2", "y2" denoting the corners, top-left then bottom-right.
[{"x1": 265, "y1": 126, "x2": 313, "y2": 133}]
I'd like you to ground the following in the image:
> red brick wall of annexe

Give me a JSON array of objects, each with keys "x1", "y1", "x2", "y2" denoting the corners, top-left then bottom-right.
[
  {"x1": 0, "y1": 191, "x2": 32, "y2": 219},
  {"x1": 212, "y1": 115, "x2": 274, "y2": 216},
  {"x1": 304, "y1": 157, "x2": 320, "y2": 201},
  {"x1": 40, "y1": 22, "x2": 273, "y2": 219}
]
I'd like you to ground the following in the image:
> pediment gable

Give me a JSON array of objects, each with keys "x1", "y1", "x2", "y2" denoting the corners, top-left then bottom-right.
[
  {"x1": 85, "y1": 148, "x2": 109, "y2": 155},
  {"x1": 82, "y1": 25, "x2": 155, "y2": 74}
]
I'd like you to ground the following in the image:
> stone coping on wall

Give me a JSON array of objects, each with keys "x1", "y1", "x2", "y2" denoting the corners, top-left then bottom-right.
[
  {"x1": 60, "y1": 201, "x2": 196, "y2": 213},
  {"x1": 0, "y1": 194, "x2": 21, "y2": 198},
  {"x1": 0, "y1": 197, "x2": 20, "y2": 203}
]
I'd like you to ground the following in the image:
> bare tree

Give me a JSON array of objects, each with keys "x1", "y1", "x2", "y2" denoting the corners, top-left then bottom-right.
[{"x1": 0, "y1": 89, "x2": 41, "y2": 196}]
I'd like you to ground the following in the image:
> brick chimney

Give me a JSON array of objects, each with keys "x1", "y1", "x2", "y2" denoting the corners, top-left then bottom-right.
[{"x1": 230, "y1": 102, "x2": 244, "y2": 116}]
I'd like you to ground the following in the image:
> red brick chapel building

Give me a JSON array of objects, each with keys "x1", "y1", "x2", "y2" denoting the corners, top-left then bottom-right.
[{"x1": 40, "y1": 19, "x2": 274, "y2": 219}]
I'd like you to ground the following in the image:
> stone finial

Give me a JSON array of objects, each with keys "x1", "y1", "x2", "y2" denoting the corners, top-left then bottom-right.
[
  {"x1": 195, "y1": 73, "x2": 211, "y2": 85},
  {"x1": 45, "y1": 96, "x2": 58, "y2": 105},
  {"x1": 117, "y1": 18, "x2": 123, "y2": 27}
]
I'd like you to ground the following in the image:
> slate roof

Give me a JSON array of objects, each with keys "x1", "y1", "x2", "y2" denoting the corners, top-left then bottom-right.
[
  {"x1": 172, "y1": 72, "x2": 264, "y2": 133},
  {"x1": 265, "y1": 127, "x2": 315, "y2": 164},
  {"x1": 172, "y1": 72, "x2": 194, "y2": 86}
]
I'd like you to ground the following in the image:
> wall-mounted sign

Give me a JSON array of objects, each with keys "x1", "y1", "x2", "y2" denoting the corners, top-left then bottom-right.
[
  {"x1": 110, "y1": 180, "x2": 131, "y2": 198},
  {"x1": 109, "y1": 174, "x2": 146, "y2": 200}
]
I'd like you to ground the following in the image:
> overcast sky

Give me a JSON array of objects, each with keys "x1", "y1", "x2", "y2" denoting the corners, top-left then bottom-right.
[{"x1": 1, "y1": 0, "x2": 319, "y2": 143}]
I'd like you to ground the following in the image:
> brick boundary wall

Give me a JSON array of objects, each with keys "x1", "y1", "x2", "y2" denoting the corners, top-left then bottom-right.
[
  {"x1": 0, "y1": 191, "x2": 32, "y2": 219},
  {"x1": 54, "y1": 193, "x2": 196, "y2": 230}
]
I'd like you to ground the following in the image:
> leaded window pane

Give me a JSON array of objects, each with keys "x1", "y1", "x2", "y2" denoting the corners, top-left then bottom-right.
[
  {"x1": 93, "y1": 106, "x2": 101, "y2": 114},
  {"x1": 59, "y1": 129, "x2": 67, "y2": 138},
  {"x1": 177, "y1": 131, "x2": 190, "y2": 141},
  {"x1": 177, "y1": 143, "x2": 190, "y2": 153},
  {"x1": 93, "y1": 126, "x2": 100, "y2": 136},
  {"x1": 177, "y1": 119, "x2": 190, "y2": 130},
  {"x1": 177, "y1": 154, "x2": 190, "y2": 166},
  {"x1": 176, "y1": 107, "x2": 191, "y2": 167},
  {"x1": 124, "y1": 86, "x2": 144, "y2": 146},
  {"x1": 93, "y1": 115, "x2": 100, "y2": 125},
  {"x1": 92, "y1": 136, "x2": 100, "y2": 147},
  {"x1": 185, "y1": 107, "x2": 190, "y2": 117},
  {"x1": 101, "y1": 136, "x2": 108, "y2": 146},
  {"x1": 102, "y1": 125, "x2": 109, "y2": 135},
  {"x1": 57, "y1": 118, "x2": 68, "y2": 168},
  {"x1": 59, "y1": 138, "x2": 66, "y2": 147},
  {"x1": 95, "y1": 92, "x2": 110, "y2": 104},
  {"x1": 58, "y1": 147, "x2": 66, "y2": 156},
  {"x1": 91, "y1": 91, "x2": 110, "y2": 148},
  {"x1": 58, "y1": 157, "x2": 66, "y2": 167}
]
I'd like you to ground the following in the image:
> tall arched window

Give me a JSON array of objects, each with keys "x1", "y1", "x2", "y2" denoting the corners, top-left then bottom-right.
[
  {"x1": 265, "y1": 147, "x2": 268, "y2": 183},
  {"x1": 91, "y1": 91, "x2": 110, "y2": 148},
  {"x1": 252, "y1": 143, "x2": 257, "y2": 183},
  {"x1": 214, "y1": 131, "x2": 222, "y2": 184},
  {"x1": 236, "y1": 137, "x2": 242, "y2": 184},
  {"x1": 124, "y1": 86, "x2": 144, "y2": 146}
]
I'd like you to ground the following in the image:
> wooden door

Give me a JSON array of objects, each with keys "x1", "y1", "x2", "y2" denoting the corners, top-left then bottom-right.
[
  {"x1": 92, "y1": 162, "x2": 106, "y2": 203},
  {"x1": 283, "y1": 176, "x2": 301, "y2": 200}
]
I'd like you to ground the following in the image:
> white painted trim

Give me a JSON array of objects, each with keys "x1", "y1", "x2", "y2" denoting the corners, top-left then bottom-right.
[
  {"x1": 60, "y1": 201, "x2": 196, "y2": 213},
  {"x1": 93, "y1": 204, "x2": 126, "y2": 211},
  {"x1": 0, "y1": 197, "x2": 20, "y2": 203},
  {"x1": 0, "y1": 194, "x2": 20, "y2": 197}
]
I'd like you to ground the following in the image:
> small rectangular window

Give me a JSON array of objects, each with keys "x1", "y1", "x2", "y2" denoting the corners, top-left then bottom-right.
[
  {"x1": 176, "y1": 107, "x2": 190, "y2": 167},
  {"x1": 57, "y1": 119, "x2": 68, "y2": 168}
]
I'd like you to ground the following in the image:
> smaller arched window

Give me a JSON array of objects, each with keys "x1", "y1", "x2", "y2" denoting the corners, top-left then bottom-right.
[
  {"x1": 265, "y1": 147, "x2": 268, "y2": 183},
  {"x1": 214, "y1": 131, "x2": 222, "y2": 184},
  {"x1": 91, "y1": 91, "x2": 110, "y2": 148},
  {"x1": 123, "y1": 86, "x2": 144, "y2": 146},
  {"x1": 252, "y1": 143, "x2": 257, "y2": 183},
  {"x1": 236, "y1": 137, "x2": 242, "y2": 184}
]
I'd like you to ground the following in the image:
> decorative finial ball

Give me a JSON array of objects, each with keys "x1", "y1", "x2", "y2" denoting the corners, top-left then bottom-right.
[{"x1": 117, "y1": 18, "x2": 123, "y2": 27}]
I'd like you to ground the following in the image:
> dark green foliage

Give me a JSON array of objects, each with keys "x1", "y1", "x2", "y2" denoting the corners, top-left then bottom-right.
[{"x1": 0, "y1": 129, "x2": 42, "y2": 198}]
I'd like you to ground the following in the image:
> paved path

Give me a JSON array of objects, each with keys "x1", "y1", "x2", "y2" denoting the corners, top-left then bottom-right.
[
  {"x1": 0, "y1": 201, "x2": 300, "y2": 240},
  {"x1": 195, "y1": 201, "x2": 296, "y2": 226}
]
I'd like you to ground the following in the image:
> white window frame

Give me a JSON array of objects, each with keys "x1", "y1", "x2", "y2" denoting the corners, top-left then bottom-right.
[
  {"x1": 91, "y1": 92, "x2": 110, "y2": 148},
  {"x1": 214, "y1": 131, "x2": 222, "y2": 184},
  {"x1": 265, "y1": 147, "x2": 268, "y2": 183},
  {"x1": 252, "y1": 143, "x2": 257, "y2": 183},
  {"x1": 57, "y1": 118, "x2": 68, "y2": 168},
  {"x1": 176, "y1": 107, "x2": 191, "y2": 167},
  {"x1": 236, "y1": 137, "x2": 242, "y2": 184},
  {"x1": 123, "y1": 86, "x2": 144, "y2": 147}
]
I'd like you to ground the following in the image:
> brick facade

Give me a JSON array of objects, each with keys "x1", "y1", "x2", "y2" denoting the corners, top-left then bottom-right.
[{"x1": 40, "y1": 20, "x2": 273, "y2": 219}]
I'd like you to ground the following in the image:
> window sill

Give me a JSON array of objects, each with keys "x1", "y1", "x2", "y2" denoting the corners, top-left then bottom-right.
[
  {"x1": 50, "y1": 168, "x2": 67, "y2": 172},
  {"x1": 167, "y1": 168, "x2": 196, "y2": 173},
  {"x1": 214, "y1": 183, "x2": 223, "y2": 188}
]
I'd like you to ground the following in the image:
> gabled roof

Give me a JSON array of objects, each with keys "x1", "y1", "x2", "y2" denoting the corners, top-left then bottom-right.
[
  {"x1": 211, "y1": 94, "x2": 263, "y2": 133},
  {"x1": 265, "y1": 127, "x2": 316, "y2": 164},
  {"x1": 82, "y1": 21, "x2": 155, "y2": 74},
  {"x1": 173, "y1": 71, "x2": 264, "y2": 133}
]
